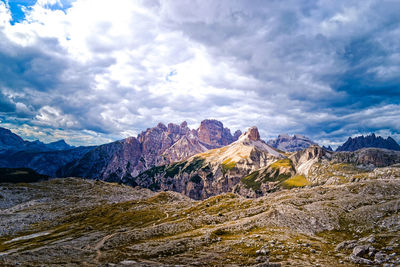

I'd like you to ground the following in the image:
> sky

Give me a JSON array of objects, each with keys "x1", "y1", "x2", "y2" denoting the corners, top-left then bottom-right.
[{"x1": 0, "y1": 0, "x2": 400, "y2": 147}]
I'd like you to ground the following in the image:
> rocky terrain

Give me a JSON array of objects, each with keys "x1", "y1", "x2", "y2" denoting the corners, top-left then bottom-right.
[
  {"x1": 59, "y1": 120, "x2": 241, "y2": 182},
  {"x1": 267, "y1": 134, "x2": 317, "y2": 152},
  {"x1": 1, "y1": 174, "x2": 400, "y2": 266},
  {"x1": 337, "y1": 133, "x2": 400, "y2": 152}
]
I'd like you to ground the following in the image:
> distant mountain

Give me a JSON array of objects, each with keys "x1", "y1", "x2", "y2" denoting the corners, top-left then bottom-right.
[
  {"x1": 0, "y1": 126, "x2": 92, "y2": 176},
  {"x1": 267, "y1": 134, "x2": 317, "y2": 152},
  {"x1": 58, "y1": 119, "x2": 242, "y2": 182},
  {"x1": 0, "y1": 126, "x2": 74, "y2": 152},
  {"x1": 0, "y1": 146, "x2": 94, "y2": 177},
  {"x1": 322, "y1": 145, "x2": 333, "y2": 151},
  {"x1": 336, "y1": 133, "x2": 400, "y2": 152},
  {"x1": 0, "y1": 127, "x2": 25, "y2": 150}
]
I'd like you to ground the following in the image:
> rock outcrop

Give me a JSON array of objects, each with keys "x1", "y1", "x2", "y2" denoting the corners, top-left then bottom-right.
[
  {"x1": 333, "y1": 148, "x2": 400, "y2": 168},
  {"x1": 267, "y1": 134, "x2": 317, "y2": 152},
  {"x1": 289, "y1": 145, "x2": 333, "y2": 175},
  {"x1": 197, "y1": 119, "x2": 238, "y2": 148},
  {"x1": 336, "y1": 133, "x2": 400, "y2": 152}
]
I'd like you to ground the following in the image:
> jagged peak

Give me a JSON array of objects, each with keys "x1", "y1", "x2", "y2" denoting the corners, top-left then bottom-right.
[
  {"x1": 239, "y1": 126, "x2": 260, "y2": 142},
  {"x1": 157, "y1": 122, "x2": 167, "y2": 131}
]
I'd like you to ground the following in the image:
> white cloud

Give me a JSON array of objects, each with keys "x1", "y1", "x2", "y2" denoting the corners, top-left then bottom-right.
[
  {"x1": 35, "y1": 105, "x2": 79, "y2": 128},
  {"x1": 0, "y1": 0, "x2": 400, "y2": 146}
]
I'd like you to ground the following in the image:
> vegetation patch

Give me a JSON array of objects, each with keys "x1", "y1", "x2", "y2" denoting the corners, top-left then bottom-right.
[
  {"x1": 270, "y1": 158, "x2": 293, "y2": 170},
  {"x1": 165, "y1": 162, "x2": 186, "y2": 178},
  {"x1": 241, "y1": 171, "x2": 261, "y2": 191},
  {"x1": 182, "y1": 157, "x2": 205, "y2": 174},
  {"x1": 222, "y1": 158, "x2": 236, "y2": 174},
  {"x1": 138, "y1": 165, "x2": 166, "y2": 179},
  {"x1": 148, "y1": 182, "x2": 161, "y2": 191},
  {"x1": 282, "y1": 175, "x2": 311, "y2": 188}
]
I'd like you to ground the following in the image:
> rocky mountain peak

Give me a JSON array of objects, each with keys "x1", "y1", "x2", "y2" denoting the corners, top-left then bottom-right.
[
  {"x1": 0, "y1": 127, "x2": 25, "y2": 148},
  {"x1": 238, "y1": 126, "x2": 261, "y2": 142},
  {"x1": 247, "y1": 126, "x2": 260, "y2": 141},
  {"x1": 197, "y1": 119, "x2": 237, "y2": 147},
  {"x1": 157, "y1": 122, "x2": 167, "y2": 131}
]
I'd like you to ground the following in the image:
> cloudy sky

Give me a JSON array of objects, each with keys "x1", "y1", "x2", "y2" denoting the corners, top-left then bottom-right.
[{"x1": 0, "y1": 0, "x2": 400, "y2": 147}]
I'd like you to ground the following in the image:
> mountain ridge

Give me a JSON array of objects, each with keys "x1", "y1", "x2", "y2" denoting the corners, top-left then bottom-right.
[
  {"x1": 267, "y1": 133, "x2": 317, "y2": 152},
  {"x1": 58, "y1": 119, "x2": 242, "y2": 182},
  {"x1": 336, "y1": 133, "x2": 400, "y2": 152}
]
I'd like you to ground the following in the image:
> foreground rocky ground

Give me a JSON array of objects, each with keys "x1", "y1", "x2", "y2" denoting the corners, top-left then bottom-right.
[{"x1": 1, "y1": 176, "x2": 400, "y2": 266}]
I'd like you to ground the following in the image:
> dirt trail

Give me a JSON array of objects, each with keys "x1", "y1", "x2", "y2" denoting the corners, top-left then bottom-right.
[{"x1": 94, "y1": 233, "x2": 116, "y2": 263}]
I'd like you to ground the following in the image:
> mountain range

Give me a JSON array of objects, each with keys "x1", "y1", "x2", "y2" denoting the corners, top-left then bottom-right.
[
  {"x1": 1, "y1": 121, "x2": 400, "y2": 197},
  {"x1": 336, "y1": 133, "x2": 400, "y2": 152},
  {"x1": 0, "y1": 127, "x2": 74, "y2": 152},
  {"x1": 58, "y1": 119, "x2": 242, "y2": 182}
]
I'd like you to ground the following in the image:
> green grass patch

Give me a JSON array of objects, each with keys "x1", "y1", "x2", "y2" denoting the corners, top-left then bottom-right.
[
  {"x1": 282, "y1": 175, "x2": 311, "y2": 188},
  {"x1": 138, "y1": 165, "x2": 166, "y2": 179},
  {"x1": 165, "y1": 162, "x2": 186, "y2": 178},
  {"x1": 270, "y1": 158, "x2": 293, "y2": 169},
  {"x1": 222, "y1": 158, "x2": 236, "y2": 174},
  {"x1": 182, "y1": 157, "x2": 205, "y2": 174},
  {"x1": 241, "y1": 171, "x2": 261, "y2": 191}
]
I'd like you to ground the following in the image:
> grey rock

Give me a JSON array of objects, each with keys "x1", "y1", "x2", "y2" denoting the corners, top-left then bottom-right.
[
  {"x1": 349, "y1": 254, "x2": 373, "y2": 265},
  {"x1": 375, "y1": 252, "x2": 389, "y2": 264},
  {"x1": 352, "y1": 245, "x2": 369, "y2": 257},
  {"x1": 256, "y1": 246, "x2": 270, "y2": 256},
  {"x1": 335, "y1": 240, "x2": 358, "y2": 251}
]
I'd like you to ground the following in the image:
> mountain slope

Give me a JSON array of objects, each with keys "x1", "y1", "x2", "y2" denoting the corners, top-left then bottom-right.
[
  {"x1": 0, "y1": 127, "x2": 25, "y2": 150},
  {"x1": 267, "y1": 134, "x2": 317, "y2": 152},
  {"x1": 336, "y1": 133, "x2": 400, "y2": 151},
  {"x1": 130, "y1": 127, "x2": 285, "y2": 199},
  {"x1": 0, "y1": 146, "x2": 94, "y2": 177}
]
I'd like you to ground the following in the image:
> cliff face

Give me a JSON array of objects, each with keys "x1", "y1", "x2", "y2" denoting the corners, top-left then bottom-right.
[{"x1": 59, "y1": 120, "x2": 241, "y2": 182}]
